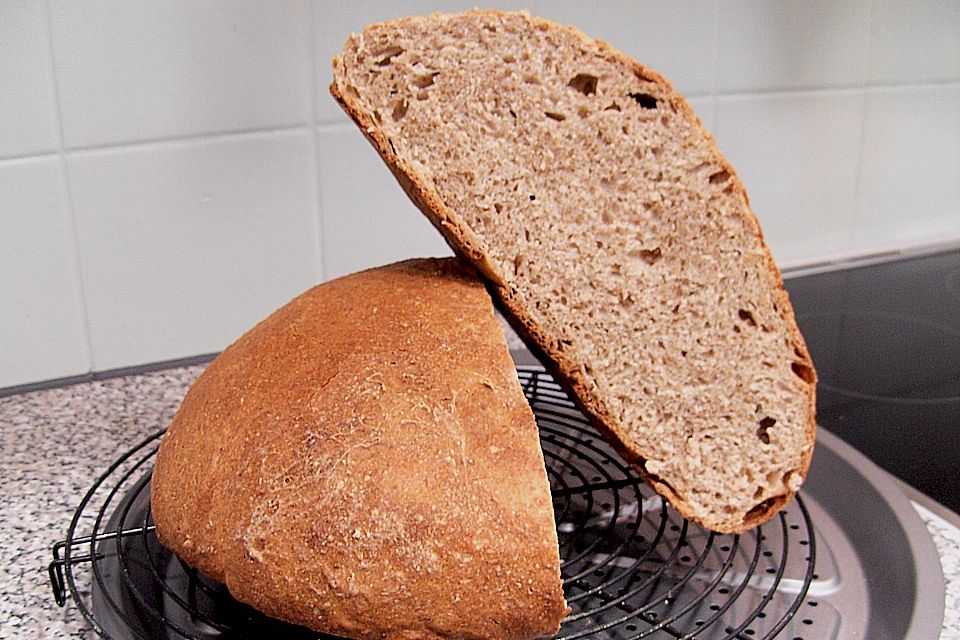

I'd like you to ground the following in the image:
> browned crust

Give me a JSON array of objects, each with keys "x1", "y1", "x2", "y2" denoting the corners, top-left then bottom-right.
[
  {"x1": 151, "y1": 258, "x2": 568, "y2": 639},
  {"x1": 330, "y1": 10, "x2": 816, "y2": 534}
]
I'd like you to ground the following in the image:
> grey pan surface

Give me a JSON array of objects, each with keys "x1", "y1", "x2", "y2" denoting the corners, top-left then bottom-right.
[{"x1": 803, "y1": 427, "x2": 945, "y2": 638}]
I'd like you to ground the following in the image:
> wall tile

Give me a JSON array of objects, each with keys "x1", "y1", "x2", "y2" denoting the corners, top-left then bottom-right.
[
  {"x1": 717, "y1": 0, "x2": 871, "y2": 93},
  {"x1": 316, "y1": 126, "x2": 451, "y2": 280},
  {"x1": 854, "y1": 85, "x2": 960, "y2": 248},
  {"x1": 0, "y1": 158, "x2": 89, "y2": 388},
  {"x1": 686, "y1": 96, "x2": 715, "y2": 133},
  {"x1": 530, "y1": 0, "x2": 719, "y2": 96},
  {"x1": 68, "y1": 131, "x2": 321, "y2": 370},
  {"x1": 713, "y1": 91, "x2": 863, "y2": 266},
  {"x1": 0, "y1": 1, "x2": 59, "y2": 158},
  {"x1": 868, "y1": 0, "x2": 960, "y2": 84},
  {"x1": 48, "y1": 0, "x2": 311, "y2": 148}
]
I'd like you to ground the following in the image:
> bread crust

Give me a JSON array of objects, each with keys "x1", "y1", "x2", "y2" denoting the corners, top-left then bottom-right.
[
  {"x1": 330, "y1": 10, "x2": 816, "y2": 534},
  {"x1": 151, "y1": 258, "x2": 568, "y2": 639}
]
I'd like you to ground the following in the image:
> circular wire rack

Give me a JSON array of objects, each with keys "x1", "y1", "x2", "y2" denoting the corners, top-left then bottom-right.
[{"x1": 49, "y1": 365, "x2": 816, "y2": 639}]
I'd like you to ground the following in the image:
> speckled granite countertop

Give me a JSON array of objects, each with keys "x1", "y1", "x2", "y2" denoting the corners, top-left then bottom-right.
[{"x1": 1, "y1": 364, "x2": 958, "y2": 639}]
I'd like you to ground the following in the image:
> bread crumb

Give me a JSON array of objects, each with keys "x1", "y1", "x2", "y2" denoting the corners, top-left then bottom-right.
[{"x1": 784, "y1": 471, "x2": 802, "y2": 492}]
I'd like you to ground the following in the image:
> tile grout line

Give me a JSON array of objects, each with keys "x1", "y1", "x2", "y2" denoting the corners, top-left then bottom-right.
[
  {"x1": 0, "y1": 151, "x2": 59, "y2": 165},
  {"x1": 711, "y1": 77, "x2": 960, "y2": 101},
  {"x1": 42, "y1": 0, "x2": 95, "y2": 376},
  {"x1": 0, "y1": 124, "x2": 316, "y2": 166},
  {"x1": 64, "y1": 122, "x2": 313, "y2": 156},
  {"x1": 307, "y1": 1, "x2": 326, "y2": 282}
]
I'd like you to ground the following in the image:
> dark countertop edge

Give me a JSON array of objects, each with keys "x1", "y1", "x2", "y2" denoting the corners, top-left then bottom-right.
[{"x1": 0, "y1": 352, "x2": 219, "y2": 399}]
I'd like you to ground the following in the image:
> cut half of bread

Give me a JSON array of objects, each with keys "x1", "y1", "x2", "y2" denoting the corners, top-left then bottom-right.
[
  {"x1": 331, "y1": 10, "x2": 816, "y2": 533},
  {"x1": 151, "y1": 258, "x2": 568, "y2": 639}
]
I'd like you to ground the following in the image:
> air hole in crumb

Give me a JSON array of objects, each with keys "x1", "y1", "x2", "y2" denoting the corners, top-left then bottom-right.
[
  {"x1": 578, "y1": 106, "x2": 590, "y2": 118},
  {"x1": 710, "y1": 169, "x2": 730, "y2": 184},
  {"x1": 374, "y1": 45, "x2": 404, "y2": 66},
  {"x1": 744, "y1": 496, "x2": 781, "y2": 523},
  {"x1": 511, "y1": 254, "x2": 523, "y2": 275},
  {"x1": 753, "y1": 486, "x2": 764, "y2": 499},
  {"x1": 733, "y1": 324, "x2": 741, "y2": 333},
  {"x1": 413, "y1": 72, "x2": 439, "y2": 88},
  {"x1": 529, "y1": 194, "x2": 536, "y2": 201},
  {"x1": 509, "y1": 109, "x2": 517, "y2": 119},
  {"x1": 757, "y1": 416, "x2": 775, "y2": 444},
  {"x1": 628, "y1": 92, "x2": 658, "y2": 109},
  {"x1": 416, "y1": 90, "x2": 429, "y2": 101},
  {"x1": 494, "y1": 202, "x2": 503, "y2": 214},
  {"x1": 630, "y1": 247, "x2": 662, "y2": 265},
  {"x1": 503, "y1": 54, "x2": 516, "y2": 63},
  {"x1": 545, "y1": 111, "x2": 566, "y2": 122},
  {"x1": 738, "y1": 309, "x2": 758, "y2": 327},
  {"x1": 681, "y1": 350, "x2": 687, "y2": 357},
  {"x1": 792, "y1": 361, "x2": 815, "y2": 384},
  {"x1": 391, "y1": 99, "x2": 408, "y2": 121},
  {"x1": 605, "y1": 102, "x2": 621, "y2": 112},
  {"x1": 568, "y1": 73, "x2": 599, "y2": 96}
]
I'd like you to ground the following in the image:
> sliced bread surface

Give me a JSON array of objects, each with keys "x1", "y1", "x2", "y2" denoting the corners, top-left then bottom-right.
[
  {"x1": 151, "y1": 258, "x2": 568, "y2": 640},
  {"x1": 331, "y1": 10, "x2": 817, "y2": 533}
]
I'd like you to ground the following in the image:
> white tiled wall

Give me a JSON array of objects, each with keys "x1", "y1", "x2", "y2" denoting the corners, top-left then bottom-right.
[
  {"x1": 2, "y1": 1, "x2": 959, "y2": 388},
  {"x1": 69, "y1": 131, "x2": 321, "y2": 370},
  {"x1": 714, "y1": 90, "x2": 863, "y2": 261},
  {"x1": 0, "y1": 1, "x2": 59, "y2": 159}
]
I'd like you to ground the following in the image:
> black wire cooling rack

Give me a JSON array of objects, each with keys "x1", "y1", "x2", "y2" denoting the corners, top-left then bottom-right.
[{"x1": 49, "y1": 366, "x2": 816, "y2": 640}]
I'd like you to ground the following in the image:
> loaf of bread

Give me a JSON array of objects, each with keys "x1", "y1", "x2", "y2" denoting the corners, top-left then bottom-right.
[
  {"x1": 151, "y1": 258, "x2": 568, "y2": 639},
  {"x1": 331, "y1": 10, "x2": 817, "y2": 533}
]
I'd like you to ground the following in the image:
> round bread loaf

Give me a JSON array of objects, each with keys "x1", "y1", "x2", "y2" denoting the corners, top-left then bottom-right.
[{"x1": 151, "y1": 258, "x2": 568, "y2": 640}]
